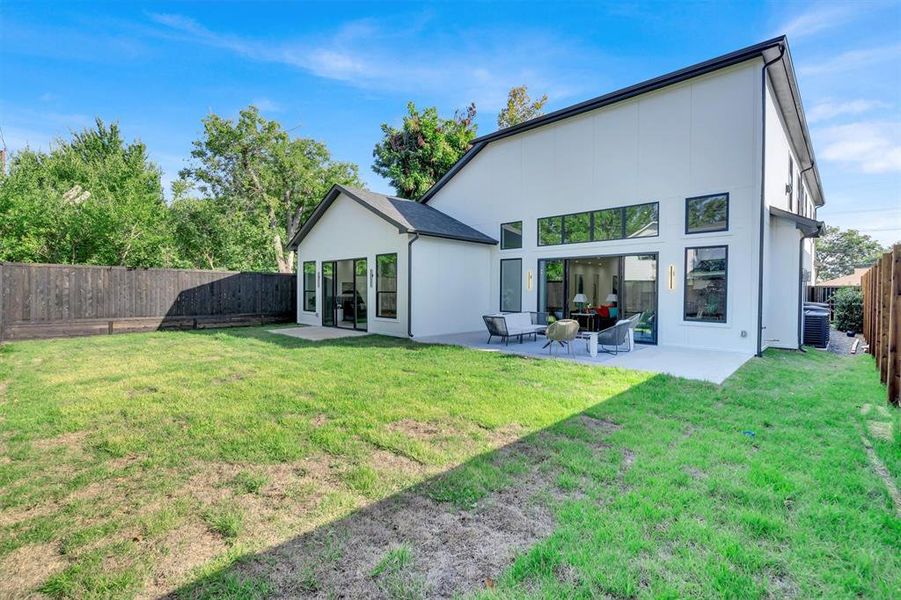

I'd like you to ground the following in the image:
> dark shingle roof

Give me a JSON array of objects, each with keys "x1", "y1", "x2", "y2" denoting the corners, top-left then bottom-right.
[{"x1": 287, "y1": 185, "x2": 497, "y2": 249}]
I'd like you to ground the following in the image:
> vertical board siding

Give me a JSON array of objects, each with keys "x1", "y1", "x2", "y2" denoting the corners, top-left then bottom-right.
[
  {"x1": 861, "y1": 245, "x2": 901, "y2": 406},
  {"x1": 0, "y1": 262, "x2": 297, "y2": 341}
]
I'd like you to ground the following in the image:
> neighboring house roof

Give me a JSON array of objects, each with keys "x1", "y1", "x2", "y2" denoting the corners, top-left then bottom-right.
[
  {"x1": 420, "y1": 36, "x2": 825, "y2": 208},
  {"x1": 817, "y1": 267, "x2": 867, "y2": 287},
  {"x1": 769, "y1": 206, "x2": 824, "y2": 238},
  {"x1": 287, "y1": 185, "x2": 497, "y2": 249}
]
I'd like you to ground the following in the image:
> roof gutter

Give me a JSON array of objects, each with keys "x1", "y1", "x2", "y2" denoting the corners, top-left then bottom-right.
[
  {"x1": 757, "y1": 42, "x2": 786, "y2": 358},
  {"x1": 407, "y1": 233, "x2": 419, "y2": 337}
]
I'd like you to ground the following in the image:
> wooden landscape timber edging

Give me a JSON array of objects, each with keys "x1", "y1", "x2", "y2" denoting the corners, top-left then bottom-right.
[
  {"x1": 0, "y1": 262, "x2": 296, "y2": 341},
  {"x1": 861, "y1": 245, "x2": 901, "y2": 406}
]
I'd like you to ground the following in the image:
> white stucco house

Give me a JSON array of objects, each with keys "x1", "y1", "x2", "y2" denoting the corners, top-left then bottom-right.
[{"x1": 289, "y1": 36, "x2": 824, "y2": 357}]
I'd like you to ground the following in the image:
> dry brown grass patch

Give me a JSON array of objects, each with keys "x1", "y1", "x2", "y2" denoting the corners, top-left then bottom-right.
[{"x1": 0, "y1": 542, "x2": 66, "y2": 597}]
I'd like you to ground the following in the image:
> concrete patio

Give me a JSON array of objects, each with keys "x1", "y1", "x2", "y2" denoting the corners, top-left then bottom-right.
[
  {"x1": 414, "y1": 330, "x2": 752, "y2": 384},
  {"x1": 269, "y1": 326, "x2": 368, "y2": 341}
]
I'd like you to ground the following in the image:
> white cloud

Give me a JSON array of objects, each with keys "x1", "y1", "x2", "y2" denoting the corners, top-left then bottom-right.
[
  {"x1": 799, "y1": 43, "x2": 901, "y2": 76},
  {"x1": 817, "y1": 121, "x2": 901, "y2": 173},
  {"x1": 147, "y1": 13, "x2": 603, "y2": 111},
  {"x1": 807, "y1": 99, "x2": 890, "y2": 123},
  {"x1": 778, "y1": 3, "x2": 859, "y2": 40}
]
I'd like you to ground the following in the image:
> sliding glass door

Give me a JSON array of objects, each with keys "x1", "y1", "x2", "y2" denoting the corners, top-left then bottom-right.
[
  {"x1": 622, "y1": 254, "x2": 657, "y2": 344},
  {"x1": 537, "y1": 253, "x2": 657, "y2": 344},
  {"x1": 322, "y1": 258, "x2": 367, "y2": 331},
  {"x1": 322, "y1": 262, "x2": 336, "y2": 327}
]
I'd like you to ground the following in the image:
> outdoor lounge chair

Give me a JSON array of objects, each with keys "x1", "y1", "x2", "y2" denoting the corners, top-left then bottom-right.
[
  {"x1": 596, "y1": 320, "x2": 633, "y2": 355},
  {"x1": 544, "y1": 319, "x2": 579, "y2": 355},
  {"x1": 483, "y1": 312, "x2": 547, "y2": 345}
]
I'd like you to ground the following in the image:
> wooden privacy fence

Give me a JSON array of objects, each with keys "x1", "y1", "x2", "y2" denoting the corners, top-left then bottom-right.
[
  {"x1": 861, "y1": 245, "x2": 901, "y2": 406},
  {"x1": 0, "y1": 262, "x2": 296, "y2": 341}
]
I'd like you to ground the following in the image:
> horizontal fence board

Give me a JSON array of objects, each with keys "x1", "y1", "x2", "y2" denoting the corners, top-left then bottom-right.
[{"x1": 0, "y1": 262, "x2": 296, "y2": 341}]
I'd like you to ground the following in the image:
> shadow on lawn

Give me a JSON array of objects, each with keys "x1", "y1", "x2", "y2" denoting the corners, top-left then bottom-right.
[
  {"x1": 166, "y1": 375, "x2": 654, "y2": 599},
  {"x1": 180, "y1": 324, "x2": 439, "y2": 353}
]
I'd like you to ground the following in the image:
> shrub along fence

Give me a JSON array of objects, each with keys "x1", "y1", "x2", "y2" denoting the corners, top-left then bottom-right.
[
  {"x1": 0, "y1": 262, "x2": 296, "y2": 341},
  {"x1": 861, "y1": 245, "x2": 901, "y2": 406}
]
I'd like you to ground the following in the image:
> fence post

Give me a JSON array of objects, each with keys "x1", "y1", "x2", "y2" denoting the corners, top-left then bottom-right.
[
  {"x1": 0, "y1": 263, "x2": 4, "y2": 342},
  {"x1": 889, "y1": 247, "x2": 901, "y2": 406}
]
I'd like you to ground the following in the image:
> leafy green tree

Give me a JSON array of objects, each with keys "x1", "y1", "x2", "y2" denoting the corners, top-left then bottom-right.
[
  {"x1": 178, "y1": 106, "x2": 362, "y2": 273},
  {"x1": 372, "y1": 102, "x2": 477, "y2": 199},
  {"x1": 0, "y1": 119, "x2": 175, "y2": 267},
  {"x1": 497, "y1": 85, "x2": 548, "y2": 129},
  {"x1": 815, "y1": 226, "x2": 885, "y2": 282},
  {"x1": 168, "y1": 180, "x2": 270, "y2": 272}
]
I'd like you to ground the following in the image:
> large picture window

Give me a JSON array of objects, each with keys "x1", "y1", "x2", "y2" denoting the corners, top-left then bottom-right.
[
  {"x1": 500, "y1": 259, "x2": 522, "y2": 312},
  {"x1": 686, "y1": 193, "x2": 729, "y2": 234},
  {"x1": 500, "y1": 221, "x2": 522, "y2": 249},
  {"x1": 302, "y1": 261, "x2": 316, "y2": 312},
  {"x1": 538, "y1": 201, "x2": 658, "y2": 246},
  {"x1": 684, "y1": 246, "x2": 728, "y2": 323},
  {"x1": 376, "y1": 253, "x2": 397, "y2": 318}
]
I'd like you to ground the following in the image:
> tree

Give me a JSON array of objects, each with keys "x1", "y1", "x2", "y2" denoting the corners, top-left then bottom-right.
[
  {"x1": 0, "y1": 119, "x2": 175, "y2": 267},
  {"x1": 497, "y1": 85, "x2": 548, "y2": 129},
  {"x1": 372, "y1": 102, "x2": 477, "y2": 200},
  {"x1": 178, "y1": 106, "x2": 362, "y2": 273},
  {"x1": 815, "y1": 226, "x2": 885, "y2": 282}
]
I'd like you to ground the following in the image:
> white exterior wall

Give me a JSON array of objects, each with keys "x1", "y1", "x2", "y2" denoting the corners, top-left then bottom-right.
[
  {"x1": 765, "y1": 218, "x2": 802, "y2": 348},
  {"x1": 295, "y1": 193, "x2": 409, "y2": 337},
  {"x1": 410, "y1": 236, "x2": 493, "y2": 337},
  {"x1": 427, "y1": 62, "x2": 764, "y2": 354},
  {"x1": 762, "y1": 75, "x2": 817, "y2": 349}
]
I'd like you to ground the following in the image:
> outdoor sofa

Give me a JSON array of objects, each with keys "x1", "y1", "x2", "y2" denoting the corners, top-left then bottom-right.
[{"x1": 483, "y1": 312, "x2": 547, "y2": 345}]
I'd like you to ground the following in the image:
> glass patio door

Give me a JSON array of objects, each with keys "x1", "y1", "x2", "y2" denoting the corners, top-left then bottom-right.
[
  {"x1": 330, "y1": 258, "x2": 367, "y2": 331},
  {"x1": 321, "y1": 262, "x2": 336, "y2": 327},
  {"x1": 621, "y1": 254, "x2": 657, "y2": 343}
]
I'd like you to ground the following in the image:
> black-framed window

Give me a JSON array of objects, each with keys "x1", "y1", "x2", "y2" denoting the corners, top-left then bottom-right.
[
  {"x1": 593, "y1": 208, "x2": 622, "y2": 241},
  {"x1": 500, "y1": 221, "x2": 523, "y2": 249},
  {"x1": 302, "y1": 261, "x2": 316, "y2": 312},
  {"x1": 538, "y1": 201, "x2": 659, "y2": 247},
  {"x1": 500, "y1": 259, "x2": 522, "y2": 312},
  {"x1": 538, "y1": 216, "x2": 563, "y2": 246},
  {"x1": 563, "y1": 213, "x2": 591, "y2": 244},
  {"x1": 625, "y1": 203, "x2": 658, "y2": 238},
  {"x1": 686, "y1": 193, "x2": 729, "y2": 234},
  {"x1": 684, "y1": 246, "x2": 728, "y2": 323},
  {"x1": 376, "y1": 253, "x2": 397, "y2": 318},
  {"x1": 788, "y1": 156, "x2": 794, "y2": 212}
]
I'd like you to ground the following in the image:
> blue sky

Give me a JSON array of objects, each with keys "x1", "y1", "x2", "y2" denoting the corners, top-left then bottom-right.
[{"x1": 1, "y1": 0, "x2": 899, "y2": 244}]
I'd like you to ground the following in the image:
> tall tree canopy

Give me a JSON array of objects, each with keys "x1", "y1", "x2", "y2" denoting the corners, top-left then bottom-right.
[
  {"x1": 497, "y1": 85, "x2": 548, "y2": 129},
  {"x1": 372, "y1": 102, "x2": 477, "y2": 200},
  {"x1": 0, "y1": 119, "x2": 175, "y2": 267},
  {"x1": 178, "y1": 106, "x2": 362, "y2": 272},
  {"x1": 815, "y1": 225, "x2": 886, "y2": 282}
]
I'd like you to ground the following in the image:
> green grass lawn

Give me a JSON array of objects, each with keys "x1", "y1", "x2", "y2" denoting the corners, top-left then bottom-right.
[{"x1": 0, "y1": 327, "x2": 897, "y2": 599}]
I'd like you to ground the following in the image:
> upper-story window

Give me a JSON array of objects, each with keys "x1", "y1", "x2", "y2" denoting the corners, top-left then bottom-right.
[
  {"x1": 686, "y1": 193, "x2": 729, "y2": 234},
  {"x1": 500, "y1": 221, "x2": 522, "y2": 249},
  {"x1": 787, "y1": 156, "x2": 795, "y2": 212},
  {"x1": 537, "y1": 201, "x2": 659, "y2": 246}
]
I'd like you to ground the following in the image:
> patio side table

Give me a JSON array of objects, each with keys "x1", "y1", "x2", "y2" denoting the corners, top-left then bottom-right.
[{"x1": 580, "y1": 331, "x2": 598, "y2": 358}]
